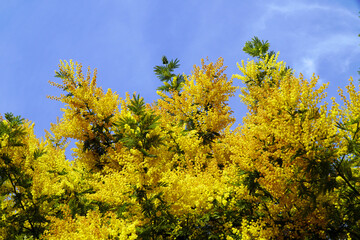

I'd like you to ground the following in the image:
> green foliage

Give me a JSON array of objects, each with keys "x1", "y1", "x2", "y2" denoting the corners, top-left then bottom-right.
[
  {"x1": 72, "y1": 99, "x2": 116, "y2": 170},
  {"x1": 243, "y1": 36, "x2": 274, "y2": 59},
  {"x1": 243, "y1": 37, "x2": 275, "y2": 89},
  {"x1": 82, "y1": 113, "x2": 115, "y2": 169},
  {"x1": 154, "y1": 56, "x2": 185, "y2": 93},
  {"x1": 0, "y1": 113, "x2": 26, "y2": 147},
  {"x1": 132, "y1": 184, "x2": 177, "y2": 240},
  {"x1": 115, "y1": 94, "x2": 162, "y2": 158}
]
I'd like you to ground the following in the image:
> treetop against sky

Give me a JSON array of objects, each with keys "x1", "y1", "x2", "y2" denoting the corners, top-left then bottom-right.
[
  {"x1": 1, "y1": 36, "x2": 360, "y2": 239},
  {"x1": 0, "y1": 0, "x2": 359, "y2": 138}
]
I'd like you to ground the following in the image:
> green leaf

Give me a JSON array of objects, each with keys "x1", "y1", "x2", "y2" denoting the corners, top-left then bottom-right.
[
  {"x1": 154, "y1": 56, "x2": 185, "y2": 93},
  {"x1": 243, "y1": 36, "x2": 270, "y2": 58},
  {"x1": 33, "y1": 149, "x2": 46, "y2": 160}
]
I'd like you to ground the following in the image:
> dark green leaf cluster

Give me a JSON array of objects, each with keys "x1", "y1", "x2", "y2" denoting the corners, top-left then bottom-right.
[
  {"x1": 0, "y1": 113, "x2": 25, "y2": 147},
  {"x1": 114, "y1": 94, "x2": 162, "y2": 158},
  {"x1": 243, "y1": 36, "x2": 291, "y2": 89},
  {"x1": 154, "y1": 56, "x2": 185, "y2": 93},
  {"x1": 65, "y1": 97, "x2": 116, "y2": 170},
  {"x1": 243, "y1": 36, "x2": 274, "y2": 59},
  {"x1": 132, "y1": 184, "x2": 177, "y2": 240},
  {"x1": 82, "y1": 113, "x2": 115, "y2": 169}
]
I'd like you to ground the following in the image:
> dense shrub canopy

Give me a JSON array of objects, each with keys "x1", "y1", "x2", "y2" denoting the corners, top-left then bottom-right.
[{"x1": 1, "y1": 38, "x2": 359, "y2": 239}]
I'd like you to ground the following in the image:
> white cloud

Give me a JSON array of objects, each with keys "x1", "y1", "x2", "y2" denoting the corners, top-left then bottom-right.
[
  {"x1": 267, "y1": 1, "x2": 358, "y2": 20},
  {"x1": 295, "y1": 33, "x2": 360, "y2": 78},
  {"x1": 309, "y1": 34, "x2": 360, "y2": 56},
  {"x1": 295, "y1": 57, "x2": 325, "y2": 85},
  {"x1": 299, "y1": 58, "x2": 316, "y2": 77},
  {"x1": 255, "y1": 0, "x2": 360, "y2": 82},
  {"x1": 255, "y1": 0, "x2": 359, "y2": 34}
]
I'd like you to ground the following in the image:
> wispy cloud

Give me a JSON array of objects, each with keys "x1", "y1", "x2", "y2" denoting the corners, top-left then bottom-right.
[
  {"x1": 254, "y1": 0, "x2": 360, "y2": 82},
  {"x1": 298, "y1": 58, "x2": 316, "y2": 77},
  {"x1": 267, "y1": 1, "x2": 358, "y2": 20},
  {"x1": 295, "y1": 33, "x2": 360, "y2": 81}
]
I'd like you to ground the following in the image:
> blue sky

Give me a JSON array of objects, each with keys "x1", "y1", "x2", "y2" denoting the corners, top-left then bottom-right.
[{"x1": 1, "y1": 0, "x2": 360, "y2": 139}]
